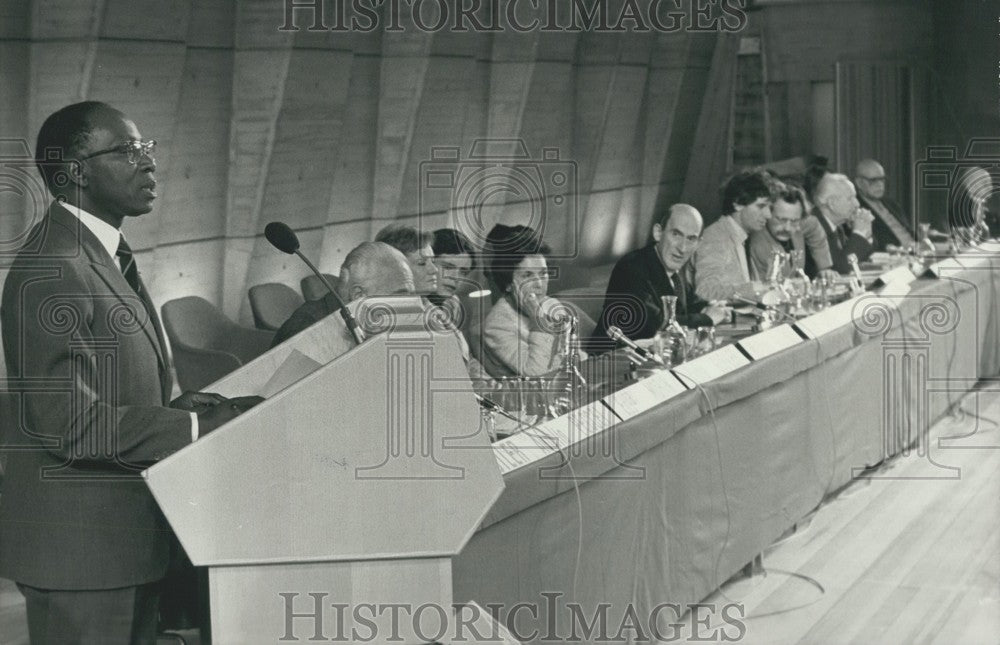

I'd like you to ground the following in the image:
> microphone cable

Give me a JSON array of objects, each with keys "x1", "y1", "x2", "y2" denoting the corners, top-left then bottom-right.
[{"x1": 684, "y1": 373, "x2": 827, "y2": 624}]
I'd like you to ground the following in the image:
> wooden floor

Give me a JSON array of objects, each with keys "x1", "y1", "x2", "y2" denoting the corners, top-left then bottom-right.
[
  {"x1": 705, "y1": 388, "x2": 1000, "y2": 645},
  {"x1": 1, "y1": 392, "x2": 997, "y2": 645}
]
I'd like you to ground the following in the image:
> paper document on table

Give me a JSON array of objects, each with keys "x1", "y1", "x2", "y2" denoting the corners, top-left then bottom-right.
[
  {"x1": 493, "y1": 430, "x2": 558, "y2": 474},
  {"x1": 260, "y1": 349, "x2": 322, "y2": 398},
  {"x1": 604, "y1": 371, "x2": 686, "y2": 421},
  {"x1": 738, "y1": 324, "x2": 803, "y2": 360},
  {"x1": 566, "y1": 401, "x2": 617, "y2": 441},
  {"x1": 925, "y1": 257, "x2": 965, "y2": 278},
  {"x1": 876, "y1": 264, "x2": 917, "y2": 286},
  {"x1": 794, "y1": 298, "x2": 857, "y2": 339},
  {"x1": 672, "y1": 345, "x2": 750, "y2": 387},
  {"x1": 877, "y1": 281, "x2": 912, "y2": 306}
]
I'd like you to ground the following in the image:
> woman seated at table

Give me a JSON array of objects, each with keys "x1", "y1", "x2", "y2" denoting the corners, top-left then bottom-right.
[{"x1": 480, "y1": 225, "x2": 586, "y2": 377}]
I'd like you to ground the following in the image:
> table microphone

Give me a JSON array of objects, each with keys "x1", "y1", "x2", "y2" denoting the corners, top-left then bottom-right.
[
  {"x1": 606, "y1": 326, "x2": 664, "y2": 365},
  {"x1": 729, "y1": 296, "x2": 796, "y2": 323},
  {"x1": 264, "y1": 221, "x2": 365, "y2": 345}
]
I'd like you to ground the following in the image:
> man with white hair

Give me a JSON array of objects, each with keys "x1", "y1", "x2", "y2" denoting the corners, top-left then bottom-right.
[
  {"x1": 271, "y1": 241, "x2": 415, "y2": 347},
  {"x1": 853, "y1": 158, "x2": 915, "y2": 249},
  {"x1": 813, "y1": 173, "x2": 876, "y2": 274}
]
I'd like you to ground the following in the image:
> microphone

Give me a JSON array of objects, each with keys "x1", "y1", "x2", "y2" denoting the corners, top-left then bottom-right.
[
  {"x1": 264, "y1": 222, "x2": 365, "y2": 345},
  {"x1": 729, "y1": 296, "x2": 795, "y2": 323},
  {"x1": 606, "y1": 326, "x2": 664, "y2": 365}
]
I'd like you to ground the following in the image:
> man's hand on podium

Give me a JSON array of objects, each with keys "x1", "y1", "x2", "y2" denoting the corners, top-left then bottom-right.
[
  {"x1": 171, "y1": 391, "x2": 227, "y2": 411},
  {"x1": 171, "y1": 391, "x2": 265, "y2": 436}
]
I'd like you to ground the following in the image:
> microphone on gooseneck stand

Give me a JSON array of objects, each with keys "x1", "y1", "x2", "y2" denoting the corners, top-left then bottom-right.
[
  {"x1": 264, "y1": 221, "x2": 365, "y2": 346},
  {"x1": 606, "y1": 325, "x2": 665, "y2": 365}
]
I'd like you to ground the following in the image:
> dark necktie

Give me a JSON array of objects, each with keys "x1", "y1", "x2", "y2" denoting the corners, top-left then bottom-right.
[
  {"x1": 836, "y1": 224, "x2": 848, "y2": 247},
  {"x1": 670, "y1": 272, "x2": 686, "y2": 314},
  {"x1": 116, "y1": 234, "x2": 142, "y2": 294}
]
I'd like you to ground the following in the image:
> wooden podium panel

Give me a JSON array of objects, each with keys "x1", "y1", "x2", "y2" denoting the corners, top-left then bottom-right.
[
  {"x1": 144, "y1": 298, "x2": 507, "y2": 642},
  {"x1": 145, "y1": 314, "x2": 503, "y2": 565},
  {"x1": 209, "y1": 558, "x2": 452, "y2": 644}
]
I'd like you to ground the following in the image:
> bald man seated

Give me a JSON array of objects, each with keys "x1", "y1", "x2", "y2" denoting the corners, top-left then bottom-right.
[
  {"x1": 589, "y1": 204, "x2": 730, "y2": 353},
  {"x1": 812, "y1": 173, "x2": 876, "y2": 273},
  {"x1": 853, "y1": 158, "x2": 915, "y2": 249},
  {"x1": 271, "y1": 241, "x2": 415, "y2": 348}
]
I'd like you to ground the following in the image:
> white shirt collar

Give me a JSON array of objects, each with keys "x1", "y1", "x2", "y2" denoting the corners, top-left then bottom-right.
[{"x1": 59, "y1": 202, "x2": 122, "y2": 261}]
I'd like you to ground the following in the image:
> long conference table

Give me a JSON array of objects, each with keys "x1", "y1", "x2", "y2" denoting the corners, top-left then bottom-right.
[{"x1": 452, "y1": 245, "x2": 1000, "y2": 641}]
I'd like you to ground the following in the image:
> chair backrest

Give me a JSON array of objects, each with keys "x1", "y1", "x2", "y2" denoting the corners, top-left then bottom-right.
[
  {"x1": 162, "y1": 296, "x2": 233, "y2": 350},
  {"x1": 300, "y1": 273, "x2": 341, "y2": 301},
  {"x1": 248, "y1": 283, "x2": 304, "y2": 331},
  {"x1": 551, "y1": 288, "x2": 605, "y2": 332}
]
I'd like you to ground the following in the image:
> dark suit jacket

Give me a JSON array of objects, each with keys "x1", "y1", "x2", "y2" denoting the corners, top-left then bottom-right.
[
  {"x1": 857, "y1": 194, "x2": 911, "y2": 249},
  {"x1": 588, "y1": 244, "x2": 712, "y2": 354},
  {"x1": 271, "y1": 291, "x2": 341, "y2": 348},
  {"x1": 814, "y1": 208, "x2": 874, "y2": 274},
  {"x1": 0, "y1": 203, "x2": 193, "y2": 590}
]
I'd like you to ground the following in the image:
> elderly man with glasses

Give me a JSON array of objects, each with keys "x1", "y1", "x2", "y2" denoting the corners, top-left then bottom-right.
[
  {"x1": 748, "y1": 183, "x2": 837, "y2": 281},
  {"x1": 853, "y1": 158, "x2": 915, "y2": 249}
]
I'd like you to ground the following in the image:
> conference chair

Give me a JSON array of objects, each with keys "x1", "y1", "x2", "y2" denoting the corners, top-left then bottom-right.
[
  {"x1": 300, "y1": 273, "x2": 341, "y2": 301},
  {"x1": 161, "y1": 296, "x2": 273, "y2": 391},
  {"x1": 248, "y1": 282, "x2": 304, "y2": 331}
]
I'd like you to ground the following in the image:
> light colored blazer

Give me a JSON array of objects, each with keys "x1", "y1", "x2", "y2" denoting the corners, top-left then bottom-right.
[
  {"x1": 694, "y1": 216, "x2": 755, "y2": 301},
  {"x1": 0, "y1": 203, "x2": 193, "y2": 590},
  {"x1": 480, "y1": 296, "x2": 562, "y2": 378},
  {"x1": 747, "y1": 214, "x2": 833, "y2": 279}
]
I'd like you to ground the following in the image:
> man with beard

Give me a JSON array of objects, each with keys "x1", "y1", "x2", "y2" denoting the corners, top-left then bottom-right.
[{"x1": 748, "y1": 184, "x2": 837, "y2": 280}]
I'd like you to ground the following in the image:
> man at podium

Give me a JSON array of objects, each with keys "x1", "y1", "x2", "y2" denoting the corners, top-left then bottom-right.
[{"x1": 0, "y1": 102, "x2": 260, "y2": 644}]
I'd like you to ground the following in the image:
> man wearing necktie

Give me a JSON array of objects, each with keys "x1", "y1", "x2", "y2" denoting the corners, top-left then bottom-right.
[
  {"x1": 588, "y1": 204, "x2": 730, "y2": 353},
  {"x1": 0, "y1": 101, "x2": 260, "y2": 644},
  {"x1": 812, "y1": 172, "x2": 875, "y2": 274},
  {"x1": 853, "y1": 159, "x2": 916, "y2": 249}
]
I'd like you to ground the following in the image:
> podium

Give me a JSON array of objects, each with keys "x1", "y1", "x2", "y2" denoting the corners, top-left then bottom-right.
[{"x1": 145, "y1": 298, "x2": 508, "y2": 644}]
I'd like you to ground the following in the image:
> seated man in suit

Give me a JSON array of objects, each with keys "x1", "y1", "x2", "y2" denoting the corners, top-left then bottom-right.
[
  {"x1": 853, "y1": 158, "x2": 915, "y2": 249},
  {"x1": 813, "y1": 173, "x2": 876, "y2": 273},
  {"x1": 589, "y1": 204, "x2": 730, "y2": 354},
  {"x1": 271, "y1": 241, "x2": 414, "y2": 347},
  {"x1": 748, "y1": 183, "x2": 837, "y2": 280},
  {"x1": 694, "y1": 170, "x2": 773, "y2": 300}
]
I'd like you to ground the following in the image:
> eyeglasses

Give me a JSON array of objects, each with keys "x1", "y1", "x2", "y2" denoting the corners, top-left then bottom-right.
[
  {"x1": 771, "y1": 217, "x2": 802, "y2": 229},
  {"x1": 859, "y1": 176, "x2": 886, "y2": 183},
  {"x1": 79, "y1": 139, "x2": 156, "y2": 165}
]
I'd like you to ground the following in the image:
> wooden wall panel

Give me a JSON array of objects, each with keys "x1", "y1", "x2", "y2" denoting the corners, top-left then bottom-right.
[
  {"x1": 680, "y1": 32, "x2": 738, "y2": 222},
  {"x1": 101, "y1": 0, "x2": 191, "y2": 41},
  {"x1": 1, "y1": 0, "x2": 950, "y2": 329},
  {"x1": 761, "y1": 1, "x2": 932, "y2": 83}
]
